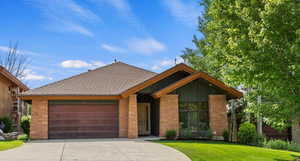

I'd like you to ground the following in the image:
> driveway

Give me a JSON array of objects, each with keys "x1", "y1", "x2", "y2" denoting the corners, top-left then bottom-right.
[{"x1": 0, "y1": 139, "x2": 191, "y2": 161}]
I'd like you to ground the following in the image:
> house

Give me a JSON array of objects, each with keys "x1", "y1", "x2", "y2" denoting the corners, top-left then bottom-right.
[
  {"x1": 21, "y1": 62, "x2": 243, "y2": 139},
  {"x1": 0, "y1": 66, "x2": 29, "y2": 127}
]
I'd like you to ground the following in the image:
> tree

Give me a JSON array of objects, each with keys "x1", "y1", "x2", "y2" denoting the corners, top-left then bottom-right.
[
  {"x1": 0, "y1": 42, "x2": 30, "y2": 79},
  {"x1": 183, "y1": 0, "x2": 300, "y2": 142}
]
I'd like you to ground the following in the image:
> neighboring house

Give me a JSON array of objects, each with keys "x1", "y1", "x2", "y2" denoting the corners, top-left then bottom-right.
[
  {"x1": 0, "y1": 66, "x2": 29, "y2": 127},
  {"x1": 21, "y1": 62, "x2": 243, "y2": 139}
]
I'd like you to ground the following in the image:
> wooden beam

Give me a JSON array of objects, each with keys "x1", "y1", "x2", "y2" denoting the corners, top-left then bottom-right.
[
  {"x1": 21, "y1": 95, "x2": 121, "y2": 101},
  {"x1": 121, "y1": 63, "x2": 196, "y2": 98}
]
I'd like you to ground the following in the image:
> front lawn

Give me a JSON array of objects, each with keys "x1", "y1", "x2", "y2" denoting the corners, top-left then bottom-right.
[
  {"x1": 0, "y1": 140, "x2": 23, "y2": 151},
  {"x1": 157, "y1": 140, "x2": 300, "y2": 161}
]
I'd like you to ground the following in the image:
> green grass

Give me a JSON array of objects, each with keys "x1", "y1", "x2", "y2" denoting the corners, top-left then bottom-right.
[
  {"x1": 156, "y1": 140, "x2": 300, "y2": 161},
  {"x1": 0, "y1": 140, "x2": 24, "y2": 151}
]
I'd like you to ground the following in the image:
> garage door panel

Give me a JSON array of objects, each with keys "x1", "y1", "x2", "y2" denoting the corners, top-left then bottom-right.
[{"x1": 48, "y1": 103, "x2": 118, "y2": 139}]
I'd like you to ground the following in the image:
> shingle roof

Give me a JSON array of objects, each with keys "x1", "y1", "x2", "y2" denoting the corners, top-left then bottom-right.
[{"x1": 22, "y1": 62, "x2": 157, "y2": 96}]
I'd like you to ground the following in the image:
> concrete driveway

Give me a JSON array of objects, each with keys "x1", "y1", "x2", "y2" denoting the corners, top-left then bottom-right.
[{"x1": 0, "y1": 139, "x2": 191, "y2": 161}]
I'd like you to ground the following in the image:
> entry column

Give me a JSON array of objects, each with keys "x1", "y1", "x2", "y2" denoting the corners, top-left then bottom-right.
[{"x1": 128, "y1": 94, "x2": 138, "y2": 139}]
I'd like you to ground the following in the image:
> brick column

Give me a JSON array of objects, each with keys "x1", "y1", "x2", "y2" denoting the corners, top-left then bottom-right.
[
  {"x1": 292, "y1": 117, "x2": 300, "y2": 144},
  {"x1": 30, "y1": 99, "x2": 48, "y2": 139},
  {"x1": 209, "y1": 95, "x2": 228, "y2": 139},
  {"x1": 159, "y1": 94, "x2": 179, "y2": 137},
  {"x1": 127, "y1": 95, "x2": 138, "y2": 139},
  {"x1": 119, "y1": 97, "x2": 129, "y2": 138}
]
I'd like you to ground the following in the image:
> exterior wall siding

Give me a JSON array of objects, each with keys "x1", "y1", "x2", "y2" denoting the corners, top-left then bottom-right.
[
  {"x1": 0, "y1": 75, "x2": 13, "y2": 117},
  {"x1": 209, "y1": 95, "x2": 228, "y2": 138},
  {"x1": 30, "y1": 99, "x2": 48, "y2": 139},
  {"x1": 159, "y1": 94, "x2": 179, "y2": 137},
  {"x1": 119, "y1": 97, "x2": 129, "y2": 137},
  {"x1": 127, "y1": 95, "x2": 138, "y2": 139}
]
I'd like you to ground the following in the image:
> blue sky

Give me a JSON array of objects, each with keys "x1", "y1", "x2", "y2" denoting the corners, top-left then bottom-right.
[{"x1": 0, "y1": 0, "x2": 202, "y2": 88}]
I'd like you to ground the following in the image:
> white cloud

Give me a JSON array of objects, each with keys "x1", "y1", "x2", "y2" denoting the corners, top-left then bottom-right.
[
  {"x1": 151, "y1": 57, "x2": 184, "y2": 71},
  {"x1": 163, "y1": 0, "x2": 199, "y2": 26},
  {"x1": 60, "y1": 60, "x2": 106, "y2": 68},
  {"x1": 29, "y1": 0, "x2": 100, "y2": 37},
  {"x1": 22, "y1": 69, "x2": 50, "y2": 81},
  {"x1": 101, "y1": 43, "x2": 126, "y2": 53},
  {"x1": 127, "y1": 38, "x2": 166, "y2": 54},
  {"x1": 0, "y1": 46, "x2": 40, "y2": 56}
]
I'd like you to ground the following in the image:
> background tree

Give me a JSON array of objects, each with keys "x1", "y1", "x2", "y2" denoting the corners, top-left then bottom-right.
[
  {"x1": 0, "y1": 42, "x2": 30, "y2": 79},
  {"x1": 183, "y1": 0, "x2": 300, "y2": 142}
]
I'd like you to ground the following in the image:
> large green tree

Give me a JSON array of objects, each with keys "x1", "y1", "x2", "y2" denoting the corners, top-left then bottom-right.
[{"x1": 183, "y1": 0, "x2": 300, "y2": 133}]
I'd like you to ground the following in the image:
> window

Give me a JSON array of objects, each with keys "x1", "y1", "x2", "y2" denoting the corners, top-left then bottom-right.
[{"x1": 179, "y1": 102, "x2": 209, "y2": 137}]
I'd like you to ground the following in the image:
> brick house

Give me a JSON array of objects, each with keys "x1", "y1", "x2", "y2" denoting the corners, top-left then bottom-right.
[
  {"x1": 0, "y1": 66, "x2": 29, "y2": 127},
  {"x1": 21, "y1": 62, "x2": 242, "y2": 139}
]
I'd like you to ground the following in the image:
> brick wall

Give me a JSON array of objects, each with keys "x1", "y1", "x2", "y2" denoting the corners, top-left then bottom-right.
[
  {"x1": 127, "y1": 95, "x2": 138, "y2": 139},
  {"x1": 209, "y1": 95, "x2": 228, "y2": 137},
  {"x1": 30, "y1": 99, "x2": 48, "y2": 139},
  {"x1": 119, "y1": 97, "x2": 128, "y2": 138},
  {"x1": 159, "y1": 94, "x2": 179, "y2": 137}
]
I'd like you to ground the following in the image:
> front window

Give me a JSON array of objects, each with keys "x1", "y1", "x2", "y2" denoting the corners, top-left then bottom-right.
[{"x1": 179, "y1": 102, "x2": 209, "y2": 138}]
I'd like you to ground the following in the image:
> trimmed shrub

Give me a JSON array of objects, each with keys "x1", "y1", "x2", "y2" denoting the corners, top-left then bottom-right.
[
  {"x1": 17, "y1": 134, "x2": 28, "y2": 141},
  {"x1": 166, "y1": 130, "x2": 177, "y2": 140},
  {"x1": 264, "y1": 140, "x2": 300, "y2": 152},
  {"x1": 200, "y1": 129, "x2": 213, "y2": 139},
  {"x1": 180, "y1": 128, "x2": 193, "y2": 139},
  {"x1": 21, "y1": 115, "x2": 31, "y2": 135},
  {"x1": 223, "y1": 130, "x2": 229, "y2": 141},
  {"x1": 238, "y1": 122, "x2": 257, "y2": 145},
  {"x1": 0, "y1": 116, "x2": 12, "y2": 133}
]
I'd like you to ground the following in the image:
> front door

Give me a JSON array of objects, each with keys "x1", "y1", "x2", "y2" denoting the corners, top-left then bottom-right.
[{"x1": 138, "y1": 103, "x2": 151, "y2": 136}]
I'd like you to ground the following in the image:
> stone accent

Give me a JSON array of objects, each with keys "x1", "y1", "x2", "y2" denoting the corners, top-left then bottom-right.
[
  {"x1": 30, "y1": 99, "x2": 48, "y2": 139},
  {"x1": 119, "y1": 97, "x2": 129, "y2": 138},
  {"x1": 159, "y1": 94, "x2": 179, "y2": 137},
  {"x1": 209, "y1": 95, "x2": 228, "y2": 138},
  {"x1": 292, "y1": 117, "x2": 300, "y2": 144},
  {"x1": 127, "y1": 95, "x2": 138, "y2": 139}
]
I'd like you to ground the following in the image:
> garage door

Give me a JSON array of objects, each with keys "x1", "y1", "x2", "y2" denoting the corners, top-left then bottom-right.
[{"x1": 48, "y1": 101, "x2": 118, "y2": 139}]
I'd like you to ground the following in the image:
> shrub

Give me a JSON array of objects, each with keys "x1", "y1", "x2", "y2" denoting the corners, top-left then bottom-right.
[
  {"x1": 223, "y1": 130, "x2": 229, "y2": 141},
  {"x1": 0, "y1": 116, "x2": 12, "y2": 133},
  {"x1": 264, "y1": 139, "x2": 300, "y2": 152},
  {"x1": 17, "y1": 134, "x2": 28, "y2": 141},
  {"x1": 180, "y1": 128, "x2": 193, "y2": 139},
  {"x1": 238, "y1": 122, "x2": 257, "y2": 145},
  {"x1": 21, "y1": 115, "x2": 31, "y2": 135},
  {"x1": 256, "y1": 134, "x2": 266, "y2": 147},
  {"x1": 200, "y1": 129, "x2": 213, "y2": 139},
  {"x1": 166, "y1": 130, "x2": 177, "y2": 140}
]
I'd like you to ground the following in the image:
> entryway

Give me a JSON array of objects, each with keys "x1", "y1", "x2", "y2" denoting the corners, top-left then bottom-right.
[{"x1": 138, "y1": 103, "x2": 151, "y2": 136}]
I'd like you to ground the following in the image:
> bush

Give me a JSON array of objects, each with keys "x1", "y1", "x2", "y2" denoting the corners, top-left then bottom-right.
[
  {"x1": 180, "y1": 128, "x2": 193, "y2": 139},
  {"x1": 166, "y1": 130, "x2": 177, "y2": 140},
  {"x1": 17, "y1": 134, "x2": 28, "y2": 141},
  {"x1": 263, "y1": 140, "x2": 300, "y2": 152},
  {"x1": 0, "y1": 116, "x2": 12, "y2": 133},
  {"x1": 200, "y1": 129, "x2": 213, "y2": 139},
  {"x1": 21, "y1": 115, "x2": 31, "y2": 135},
  {"x1": 238, "y1": 122, "x2": 257, "y2": 145},
  {"x1": 256, "y1": 134, "x2": 266, "y2": 147},
  {"x1": 223, "y1": 130, "x2": 229, "y2": 141}
]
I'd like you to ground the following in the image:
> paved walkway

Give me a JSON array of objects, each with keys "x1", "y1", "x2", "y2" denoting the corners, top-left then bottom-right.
[{"x1": 0, "y1": 139, "x2": 191, "y2": 161}]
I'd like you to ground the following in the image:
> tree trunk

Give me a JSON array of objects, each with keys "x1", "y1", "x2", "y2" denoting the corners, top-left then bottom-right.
[
  {"x1": 257, "y1": 96, "x2": 263, "y2": 136},
  {"x1": 292, "y1": 117, "x2": 300, "y2": 144},
  {"x1": 230, "y1": 100, "x2": 237, "y2": 142}
]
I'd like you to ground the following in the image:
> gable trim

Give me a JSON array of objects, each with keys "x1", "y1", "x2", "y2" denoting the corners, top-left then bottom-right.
[
  {"x1": 0, "y1": 66, "x2": 29, "y2": 91},
  {"x1": 120, "y1": 63, "x2": 196, "y2": 98},
  {"x1": 152, "y1": 72, "x2": 243, "y2": 99}
]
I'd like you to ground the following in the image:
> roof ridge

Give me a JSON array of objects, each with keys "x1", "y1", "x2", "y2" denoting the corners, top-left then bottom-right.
[
  {"x1": 23, "y1": 62, "x2": 118, "y2": 93},
  {"x1": 115, "y1": 61, "x2": 157, "y2": 75}
]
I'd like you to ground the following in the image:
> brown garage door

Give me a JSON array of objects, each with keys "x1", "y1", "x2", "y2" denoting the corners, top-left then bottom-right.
[{"x1": 48, "y1": 101, "x2": 118, "y2": 139}]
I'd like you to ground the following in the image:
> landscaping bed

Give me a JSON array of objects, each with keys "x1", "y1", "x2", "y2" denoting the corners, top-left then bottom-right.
[
  {"x1": 0, "y1": 140, "x2": 23, "y2": 151},
  {"x1": 156, "y1": 140, "x2": 300, "y2": 161}
]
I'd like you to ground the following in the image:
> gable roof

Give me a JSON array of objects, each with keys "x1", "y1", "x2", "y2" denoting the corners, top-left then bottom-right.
[
  {"x1": 0, "y1": 66, "x2": 29, "y2": 91},
  {"x1": 120, "y1": 63, "x2": 196, "y2": 98},
  {"x1": 152, "y1": 71, "x2": 243, "y2": 99},
  {"x1": 22, "y1": 62, "x2": 157, "y2": 96}
]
